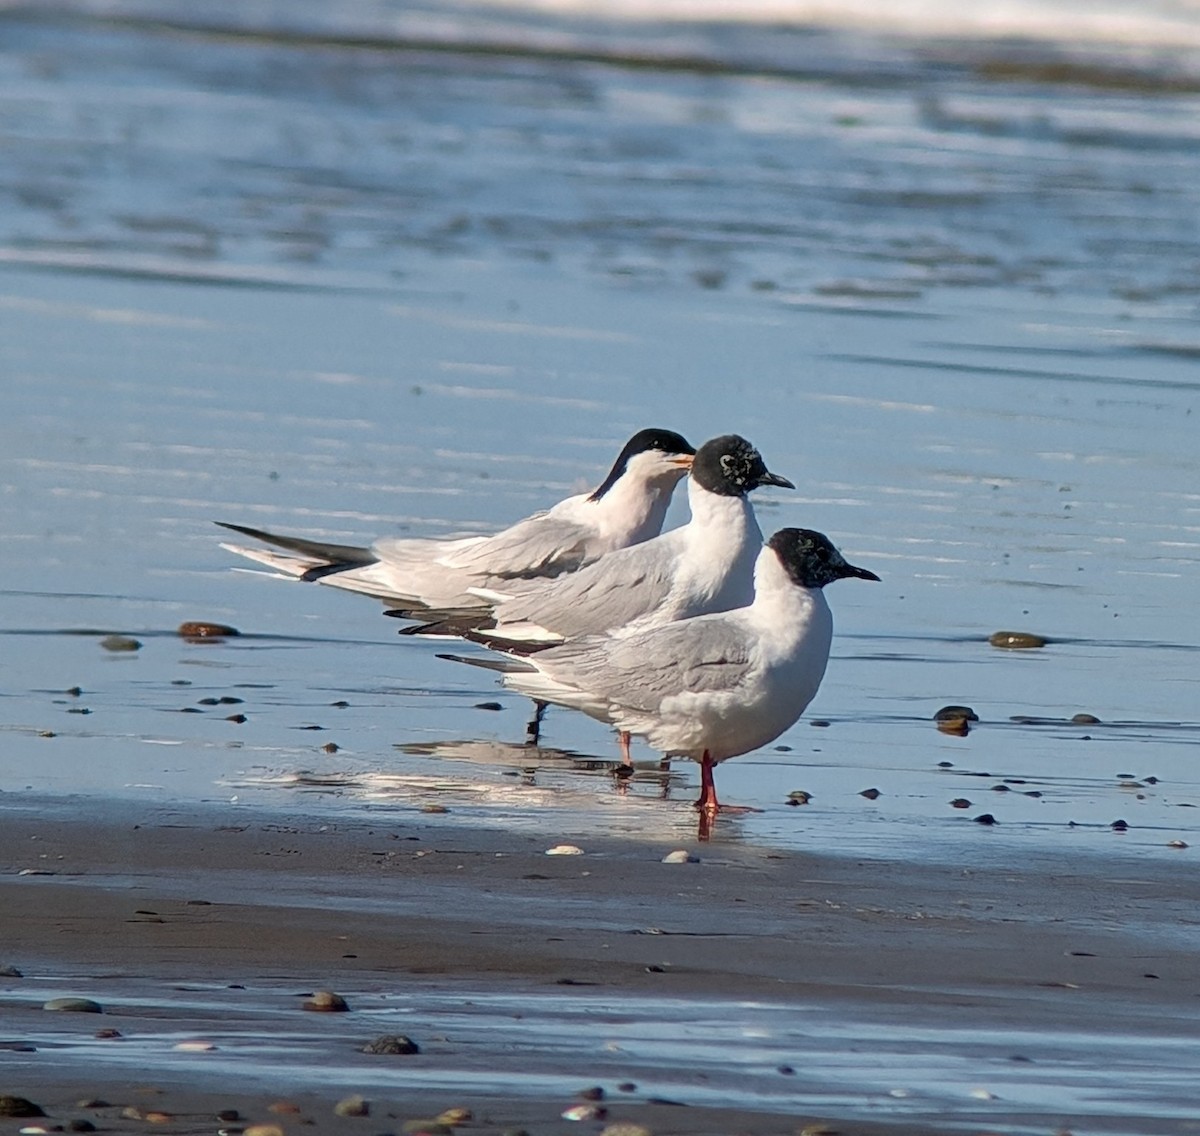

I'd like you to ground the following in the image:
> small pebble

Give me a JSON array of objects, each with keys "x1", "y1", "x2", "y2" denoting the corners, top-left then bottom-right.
[
  {"x1": 321, "y1": 742, "x2": 339, "y2": 754},
  {"x1": 75, "y1": 1101, "x2": 110, "y2": 1110},
  {"x1": 362, "y1": 1034, "x2": 420, "y2": 1055},
  {"x1": 38, "y1": 730, "x2": 56, "y2": 738},
  {"x1": 43, "y1": 997, "x2": 102, "y2": 1013},
  {"x1": 333, "y1": 1096, "x2": 370, "y2": 1118},
  {"x1": 974, "y1": 813, "x2": 997, "y2": 825},
  {"x1": 1071, "y1": 713, "x2": 1101, "y2": 724},
  {"x1": 561, "y1": 1105, "x2": 606, "y2": 1121},
  {"x1": 421, "y1": 804, "x2": 449, "y2": 814},
  {"x1": 576, "y1": 1087, "x2": 605, "y2": 1101},
  {"x1": 474, "y1": 702, "x2": 504, "y2": 711},
  {"x1": 934, "y1": 705, "x2": 978, "y2": 722},
  {"x1": 94, "y1": 1028, "x2": 121, "y2": 1039},
  {"x1": 225, "y1": 713, "x2": 247, "y2": 724},
  {"x1": 100, "y1": 634, "x2": 141, "y2": 652},
  {"x1": 599, "y1": 1125, "x2": 652, "y2": 1136},
  {"x1": 1111, "y1": 819, "x2": 1129, "y2": 832},
  {"x1": 950, "y1": 798, "x2": 972, "y2": 809},
  {"x1": 244, "y1": 1126, "x2": 285, "y2": 1136},
  {"x1": 660, "y1": 849, "x2": 695, "y2": 864},
  {"x1": 173, "y1": 1040, "x2": 217, "y2": 1051},
  {"x1": 616, "y1": 1082, "x2": 637, "y2": 1093},
  {"x1": 266, "y1": 1103, "x2": 301, "y2": 1115},
  {"x1": 0, "y1": 964, "x2": 24, "y2": 977},
  {"x1": 68, "y1": 1121, "x2": 96, "y2": 1132},
  {"x1": 435, "y1": 1107, "x2": 472, "y2": 1126},
  {"x1": 786, "y1": 790, "x2": 812, "y2": 805},
  {"x1": 303, "y1": 989, "x2": 349, "y2": 1012},
  {"x1": 178, "y1": 621, "x2": 239, "y2": 638},
  {"x1": 859, "y1": 787, "x2": 881, "y2": 800},
  {"x1": 1168, "y1": 839, "x2": 1188, "y2": 849},
  {"x1": 545, "y1": 844, "x2": 585, "y2": 856},
  {"x1": 989, "y1": 630, "x2": 1047, "y2": 649},
  {"x1": 937, "y1": 718, "x2": 970, "y2": 736}
]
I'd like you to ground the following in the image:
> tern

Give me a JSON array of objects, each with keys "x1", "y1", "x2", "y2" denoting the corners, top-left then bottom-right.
[{"x1": 217, "y1": 428, "x2": 695, "y2": 613}]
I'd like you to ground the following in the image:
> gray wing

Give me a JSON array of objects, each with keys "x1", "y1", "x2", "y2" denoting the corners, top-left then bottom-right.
[
  {"x1": 491, "y1": 533, "x2": 682, "y2": 638},
  {"x1": 439, "y1": 512, "x2": 593, "y2": 581},
  {"x1": 538, "y1": 617, "x2": 755, "y2": 714}
]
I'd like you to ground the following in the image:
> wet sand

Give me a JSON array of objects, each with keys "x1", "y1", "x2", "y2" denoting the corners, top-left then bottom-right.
[{"x1": 3, "y1": 798, "x2": 1199, "y2": 1134}]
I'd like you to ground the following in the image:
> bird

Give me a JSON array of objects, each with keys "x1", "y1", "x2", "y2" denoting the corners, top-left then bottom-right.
[
  {"x1": 415, "y1": 433, "x2": 794, "y2": 756},
  {"x1": 216, "y1": 427, "x2": 695, "y2": 614},
  {"x1": 416, "y1": 434, "x2": 795, "y2": 647},
  {"x1": 441, "y1": 528, "x2": 879, "y2": 837}
]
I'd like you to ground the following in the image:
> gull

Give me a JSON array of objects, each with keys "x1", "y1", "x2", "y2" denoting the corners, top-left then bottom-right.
[
  {"x1": 414, "y1": 433, "x2": 793, "y2": 754},
  {"x1": 216, "y1": 428, "x2": 695, "y2": 613},
  {"x1": 442, "y1": 528, "x2": 879, "y2": 836}
]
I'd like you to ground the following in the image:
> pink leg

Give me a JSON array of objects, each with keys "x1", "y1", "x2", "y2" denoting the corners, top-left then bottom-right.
[
  {"x1": 695, "y1": 751, "x2": 719, "y2": 814},
  {"x1": 619, "y1": 730, "x2": 633, "y2": 767}
]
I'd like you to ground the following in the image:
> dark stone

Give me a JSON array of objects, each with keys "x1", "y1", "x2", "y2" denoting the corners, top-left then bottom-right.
[{"x1": 362, "y1": 1035, "x2": 420, "y2": 1055}]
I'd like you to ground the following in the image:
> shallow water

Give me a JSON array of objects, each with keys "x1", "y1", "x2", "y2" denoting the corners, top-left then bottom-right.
[{"x1": 1, "y1": 6, "x2": 1199, "y2": 1130}]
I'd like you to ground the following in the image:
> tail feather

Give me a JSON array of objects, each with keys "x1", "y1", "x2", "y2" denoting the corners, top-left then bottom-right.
[
  {"x1": 437, "y1": 651, "x2": 536, "y2": 675},
  {"x1": 215, "y1": 521, "x2": 376, "y2": 569}
]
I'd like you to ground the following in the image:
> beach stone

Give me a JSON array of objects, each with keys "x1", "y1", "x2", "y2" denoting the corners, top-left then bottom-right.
[
  {"x1": 545, "y1": 844, "x2": 584, "y2": 856},
  {"x1": 321, "y1": 742, "x2": 339, "y2": 754},
  {"x1": 362, "y1": 1034, "x2": 420, "y2": 1055},
  {"x1": 178, "y1": 621, "x2": 239, "y2": 639},
  {"x1": 434, "y1": 1107, "x2": 471, "y2": 1126},
  {"x1": 333, "y1": 1096, "x2": 369, "y2": 1118},
  {"x1": 43, "y1": 997, "x2": 102, "y2": 1013},
  {"x1": 0, "y1": 1098, "x2": 45, "y2": 1118},
  {"x1": 660, "y1": 849, "x2": 695, "y2": 864},
  {"x1": 859, "y1": 788, "x2": 881, "y2": 800},
  {"x1": 599, "y1": 1125, "x2": 652, "y2": 1136},
  {"x1": 936, "y1": 718, "x2": 970, "y2": 736},
  {"x1": 576, "y1": 1087, "x2": 605, "y2": 1101},
  {"x1": 303, "y1": 989, "x2": 349, "y2": 1012},
  {"x1": 950, "y1": 798, "x2": 972, "y2": 809},
  {"x1": 974, "y1": 813, "x2": 997, "y2": 825},
  {"x1": 934, "y1": 705, "x2": 978, "y2": 722},
  {"x1": 474, "y1": 701, "x2": 503, "y2": 711},
  {"x1": 68, "y1": 1121, "x2": 96, "y2": 1132},
  {"x1": 94, "y1": 1028, "x2": 121, "y2": 1039},
  {"x1": 1071, "y1": 713, "x2": 1101, "y2": 724},
  {"x1": 616, "y1": 1083, "x2": 637, "y2": 1093},
  {"x1": 100, "y1": 634, "x2": 141, "y2": 652},
  {"x1": 266, "y1": 1102, "x2": 301, "y2": 1115},
  {"x1": 786, "y1": 790, "x2": 812, "y2": 805},
  {"x1": 421, "y1": 804, "x2": 449, "y2": 813},
  {"x1": 0, "y1": 964, "x2": 22, "y2": 977},
  {"x1": 1112, "y1": 819, "x2": 1129, "y2": 832},
  {"x1": 216, "y1": 1110, "x2": 240, "y2": 1122},
  {"x1": 1168, "y1": 839, "x2": 1188, "y2": 849},
  {"x1": 244, "y1": 1125, "x2": 285, "y2": 1136},
  {"x1": 989, "y1": 630, "x2": 1047, "y2": 649},
  {"x1": 561, "y1": 1105, "x2": 606, "y2": 1121}
]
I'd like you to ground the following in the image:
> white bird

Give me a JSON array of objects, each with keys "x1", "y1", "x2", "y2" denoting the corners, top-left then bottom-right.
[
  {"x1": 217, "y1": 428, "x2": 695, "y2": 614},
  {"x1": 435, "y1": 434, "x2": 795, "y2": 648},
  {"x1": 442, "y1": 528, "x2": 879, "y2": 835}
]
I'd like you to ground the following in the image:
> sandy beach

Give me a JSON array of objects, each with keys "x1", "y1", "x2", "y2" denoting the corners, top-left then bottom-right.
[{"x1": 4, "y1": 797, "x2": 1199, "y2": 1135}]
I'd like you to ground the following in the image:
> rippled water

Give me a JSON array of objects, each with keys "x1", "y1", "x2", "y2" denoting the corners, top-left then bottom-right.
[
  {"x1": 2, "y1": 9, "x2": 1200, "y2": 1133},
  {"x1": 2, "y1": 2, "x2": 1199, "y2": 860}
]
